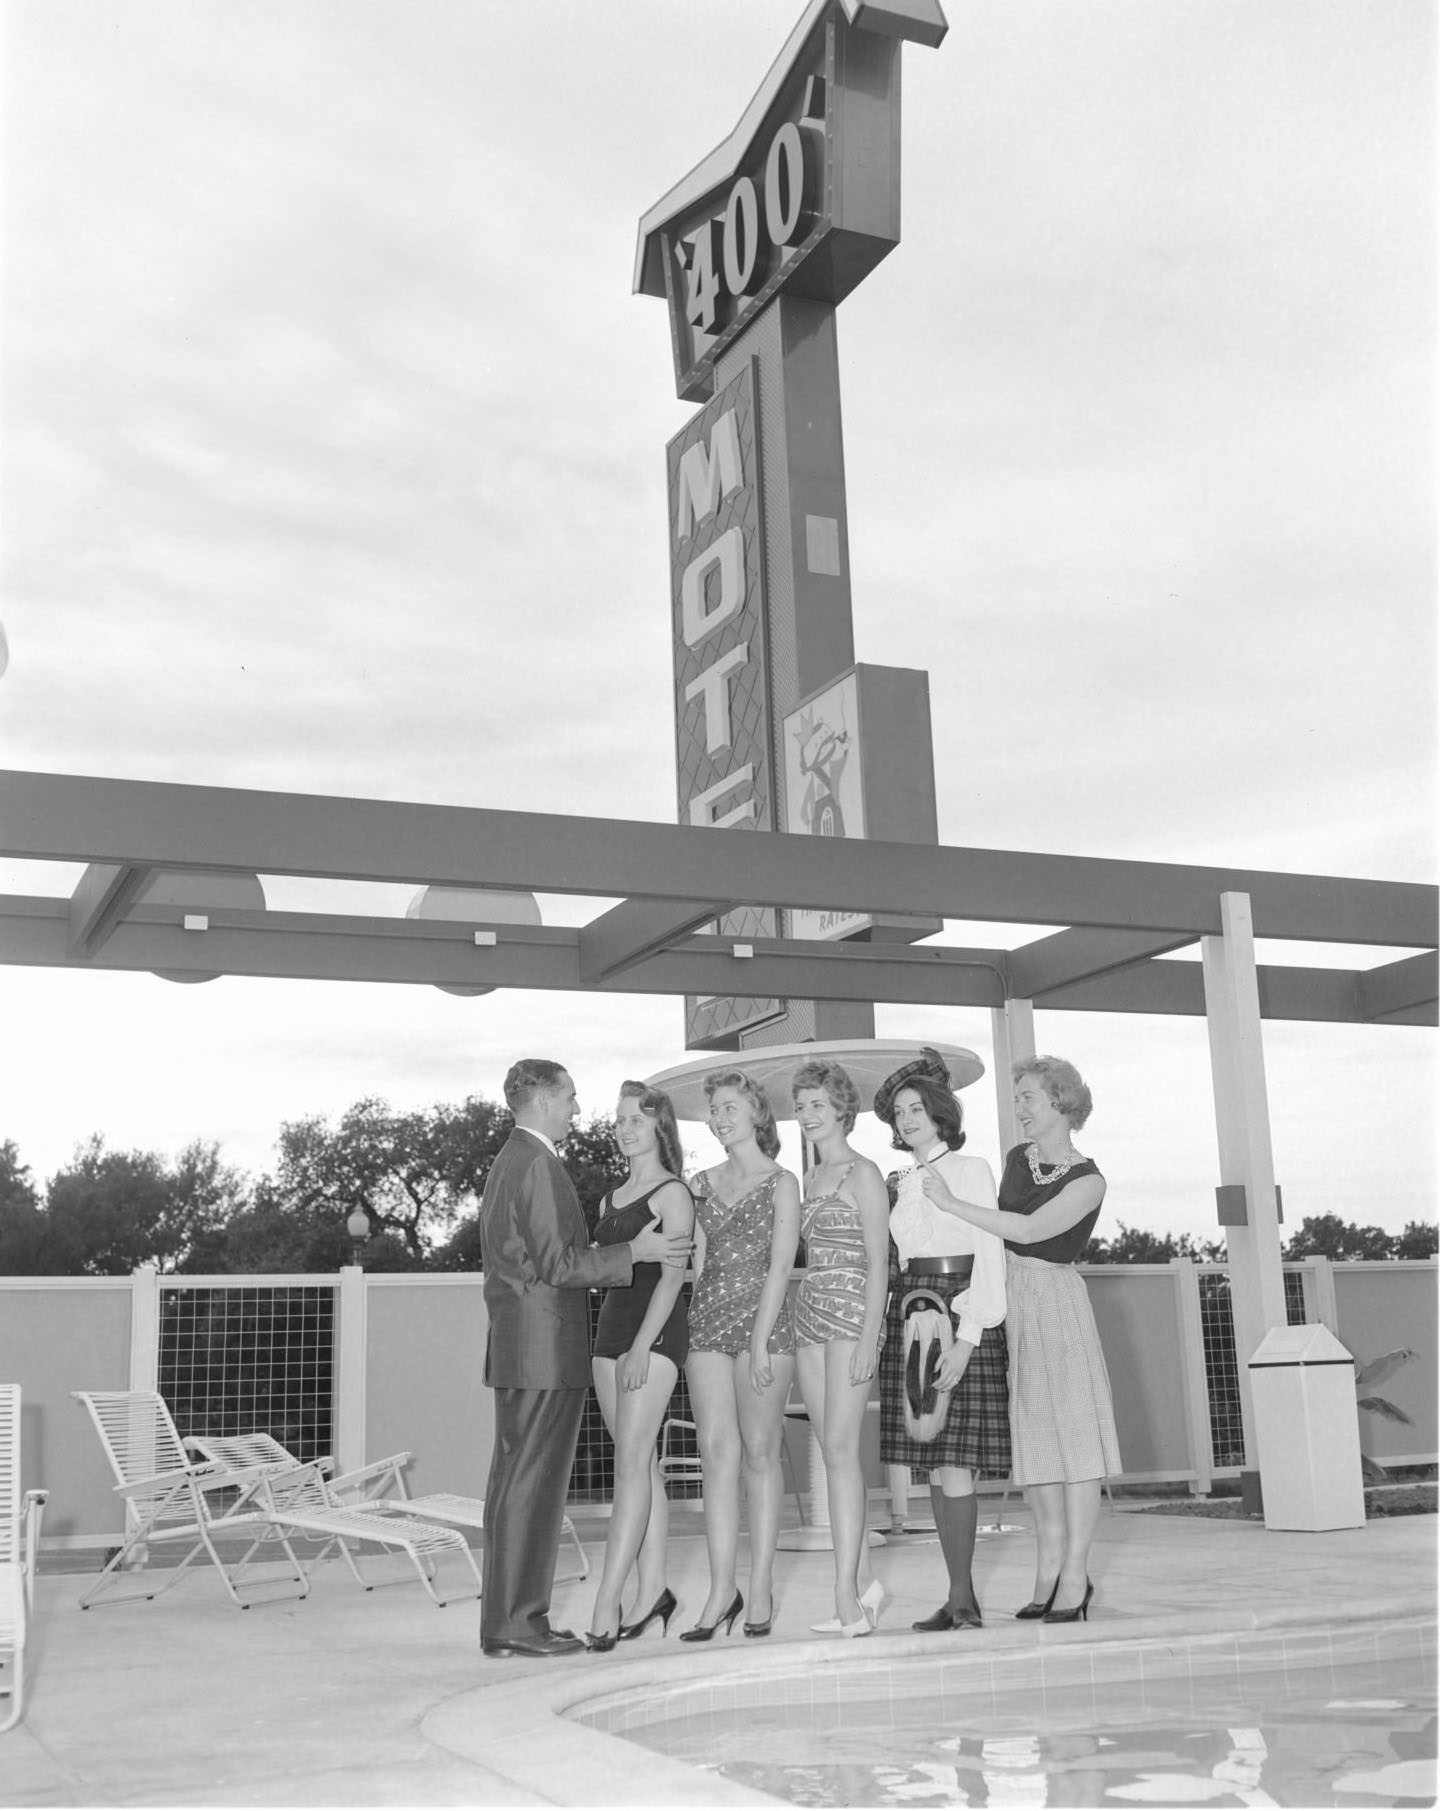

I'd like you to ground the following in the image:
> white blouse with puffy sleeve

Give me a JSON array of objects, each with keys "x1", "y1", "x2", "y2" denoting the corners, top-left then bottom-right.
[{"x1": 888, "y1": 1143, "x2": 1006, "y2": 1349}]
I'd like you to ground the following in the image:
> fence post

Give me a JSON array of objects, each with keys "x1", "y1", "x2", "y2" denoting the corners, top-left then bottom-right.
[
  {"x1": 1310, "y1": 1256, "x2": 1340, "y2": 1335},
  {"x1": 336, "y1": 1267, "x2": 367, "y2": 1476},
  {"x1": 128, "y1": 1266, "x2": 160, "y2": 1393},
  {"x1": 1172, "y1": 1257, "x2": 1213, "y2": 1496},
  {"x1": 124, "y1": 1266, "x2": 162, "y2": 1552}
]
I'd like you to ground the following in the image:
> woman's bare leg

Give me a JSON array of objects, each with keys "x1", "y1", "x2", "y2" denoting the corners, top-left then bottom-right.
[
  {"x1": 588, "y1": 1355, "x2": 676, "y2": 1636},
  {"x1": 685, "y1": 1350, "x2": 743, "y2": 1625},
  {"x1": 734, "y1": 1348, "x2": 794, "y2": 1624},
  {"x1": 819, "y1": 1339, "x2": 871, "y2": 1623}
]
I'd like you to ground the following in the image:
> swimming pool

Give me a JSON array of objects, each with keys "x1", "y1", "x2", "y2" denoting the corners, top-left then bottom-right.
[{"x1": 594, "y1": 1619, "x2": 1436, "y2": 1807}]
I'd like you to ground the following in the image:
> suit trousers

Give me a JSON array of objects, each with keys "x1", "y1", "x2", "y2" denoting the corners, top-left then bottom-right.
[{"x1": 481, "y1": 1385, "x2": 586, "y2": 1643}]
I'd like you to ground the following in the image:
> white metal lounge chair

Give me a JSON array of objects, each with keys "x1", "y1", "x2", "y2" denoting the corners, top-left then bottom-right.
[
  {"x1": 1, "y1": 1385, "x2": 48, "y2": 1733},
  {"x1": 73, "y1": 1390, "x2": 311, "y2": 1610},
  {"x1": 188, "y1": 1431, "x2": 588, "y2": 1585},
  {"x1": 184, "y1": 1433, "x2": 484, "y2": 1608}
]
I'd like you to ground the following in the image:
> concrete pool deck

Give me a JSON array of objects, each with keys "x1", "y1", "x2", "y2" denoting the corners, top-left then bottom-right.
[{"x1": 5, "y1": 1503, "x2": 1434, "y2": 1806}]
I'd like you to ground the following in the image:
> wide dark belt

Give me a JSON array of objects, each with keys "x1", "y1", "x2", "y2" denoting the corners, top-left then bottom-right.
[{"x1": 904, "y1": 1254, "x2": 973, "y2": 1279}]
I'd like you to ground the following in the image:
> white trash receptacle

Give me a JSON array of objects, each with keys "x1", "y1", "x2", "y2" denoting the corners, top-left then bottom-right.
[{"x1": 1247, "y1": 1324, "x2": 1365, "y2": 1531}]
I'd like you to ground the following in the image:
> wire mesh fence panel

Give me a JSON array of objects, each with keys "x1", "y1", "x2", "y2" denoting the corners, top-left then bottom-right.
[
  {"x1": 1199, "y1": 1263, "x2": 1316, "y2": 1471},
  {"x1": 157, "y1": 1284, "x2": 337, "y2": 1464}
]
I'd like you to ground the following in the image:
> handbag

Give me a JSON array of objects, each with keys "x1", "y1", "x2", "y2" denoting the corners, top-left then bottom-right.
[{"x1": 901, "y1": 1286, "x2": 955, "y2": 1443}]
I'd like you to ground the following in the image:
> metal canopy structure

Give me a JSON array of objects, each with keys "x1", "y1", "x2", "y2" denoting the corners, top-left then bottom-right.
[{"x1": 0, "y1": 768, "x2": 1434, "y2": 1025}]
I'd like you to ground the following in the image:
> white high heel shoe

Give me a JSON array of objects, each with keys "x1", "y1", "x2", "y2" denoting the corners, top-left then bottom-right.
[{"x1": 811, "y1": 1579, "x2": 886, "y2": 1636}]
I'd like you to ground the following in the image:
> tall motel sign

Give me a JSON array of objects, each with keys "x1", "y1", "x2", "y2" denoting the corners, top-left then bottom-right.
[{"x1": 0, "y1": 0, "x2": 1433, "y2": 1504}]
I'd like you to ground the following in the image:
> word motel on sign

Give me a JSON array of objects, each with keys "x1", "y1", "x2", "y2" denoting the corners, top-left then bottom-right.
[{"x1": 675, "y1": 408, "x2": 756, "y2": 830}]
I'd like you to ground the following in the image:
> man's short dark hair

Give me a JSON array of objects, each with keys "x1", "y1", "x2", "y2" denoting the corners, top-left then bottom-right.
[{"x1": 504, "y1": 1058, "x2": 569, "y2": 1112}]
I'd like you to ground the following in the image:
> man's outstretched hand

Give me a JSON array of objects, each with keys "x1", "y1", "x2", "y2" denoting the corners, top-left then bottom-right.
[{"x1": 631, "y1": 1224, "x2": 692, "y2": 1269}]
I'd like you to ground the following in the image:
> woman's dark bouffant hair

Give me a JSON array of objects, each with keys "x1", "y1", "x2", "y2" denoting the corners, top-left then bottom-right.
[
  {"x1": 882, "y1": 1073, "x2": 966, "y2": 1155},
  {"x1": 703, "y1": 1069, "x2": 782, "y2": 1159},
  {"x1": 616, "y1": 1081, "x2": 685, "y2": 1178}
]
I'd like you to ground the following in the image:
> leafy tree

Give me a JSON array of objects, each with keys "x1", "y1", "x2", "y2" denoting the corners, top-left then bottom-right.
[
  {"x1": 1083, "y1": 1222, "x2": 1224, "y2": 1264},
  {"x1": 264, "y1": 1098, "x2": 481, "y2": 1262},
  {"x1": 1392, "y1": 1220, "x2": 1439, "y2": 1260},
  {"x1": 0, "y1": 1140, "x2": 37, "y2": 1214},
  {"x1": 0, "y1": 1139, "x2": 49, "y2": 1272},
  {"x1": 33, "y1": 1136, "x2": 242, "y2": 1274},
  {"x1": 1282, "y1": 1213, "x2": 1395, "y2": 1262},
  {"x1": 179, "y1": 1178, "x2": 342, "y2": 1274}
]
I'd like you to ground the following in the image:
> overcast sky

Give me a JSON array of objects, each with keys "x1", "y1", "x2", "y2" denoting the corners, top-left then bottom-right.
[{"x1": 1, "y1": 0, "x2": 1434, "y2": 1242}]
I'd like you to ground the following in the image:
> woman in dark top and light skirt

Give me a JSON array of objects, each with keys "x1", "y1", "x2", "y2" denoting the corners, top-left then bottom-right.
[
  {"x1": 920, "y1": 1055, "x2": 1119, "y2": 1624},
  {"x1": 585, "y1": 1082, "x2": 694, "y2": 1650}
]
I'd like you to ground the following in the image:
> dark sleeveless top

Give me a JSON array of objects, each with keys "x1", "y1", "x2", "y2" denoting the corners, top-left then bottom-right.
[
  {"x1": 999, "y1": 1144, "x2": 1105, "y2": 1264},
  {"x1": 592, "y1": 1181, "x2": 690, "y2": 1367}
]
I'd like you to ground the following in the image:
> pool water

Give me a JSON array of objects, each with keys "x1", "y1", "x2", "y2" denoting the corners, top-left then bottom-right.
[{"x1": 622, "y1": 1636, "x2": 1435, "y2": 1807}]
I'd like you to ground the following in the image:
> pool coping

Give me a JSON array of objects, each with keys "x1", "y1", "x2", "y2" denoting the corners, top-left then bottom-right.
[{"x1": 421, "y1": 1595, "x2": 1433, "y2": 1807}]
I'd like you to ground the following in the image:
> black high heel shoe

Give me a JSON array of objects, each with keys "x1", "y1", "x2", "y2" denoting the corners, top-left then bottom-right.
[
  {"x1": 618, "y1": 1587, "x2": 677, "y2": 1641},
  {"x1": 1043, "y1": 1579, "x2": 1094, "y2": 1624},
  {"x1": 678, "y1": 1588, "x2": 743, "y2": 1642},
  {"x1": 743, "y1": 1597, "x2": 772, "y2": 1638},
  {"x1": 1014, "y1": 1578, "x2": 1062, "y2": 1620},
  {"x1": 585, "y1": 1618, "x2": 622, "y2": 1653}
]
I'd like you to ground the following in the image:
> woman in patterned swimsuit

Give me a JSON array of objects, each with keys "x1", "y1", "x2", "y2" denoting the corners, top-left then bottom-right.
[
  {"x1": 681, "y1": 1069, "x2": 801, "y2": 1642},
  {"x1": 787, "y1": 1058, "x2": 889, "y2": 1637}
]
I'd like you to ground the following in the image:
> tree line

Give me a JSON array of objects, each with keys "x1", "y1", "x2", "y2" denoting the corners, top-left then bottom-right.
[{"x1": 0, "y1": 1097, "x2": 1434, "y2": 1275}]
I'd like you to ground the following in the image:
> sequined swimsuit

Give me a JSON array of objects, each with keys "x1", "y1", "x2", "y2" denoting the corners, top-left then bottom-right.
[
  {"x1": 794, "y1": 1161, "x2": 870, "y2": 1345},
  {"x1": 687, "y1": 1170, "x2": 796, "y2": 1357}
]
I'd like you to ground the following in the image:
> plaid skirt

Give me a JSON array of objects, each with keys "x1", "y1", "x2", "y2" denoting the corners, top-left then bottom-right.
[{"x1": 878, "y1": 1249, "x2": 1011, "y2": 1476}]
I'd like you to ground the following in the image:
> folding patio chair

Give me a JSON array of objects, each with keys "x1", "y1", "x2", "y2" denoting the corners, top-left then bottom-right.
[
  {"x1": 73, "y1": 1390, "x2": 311, "y2": 1610},
  {"x1": 184, "y1": 1433, "x2": 483, "y2": 1608},
  {"x1": 188, "y1": 1431, "x2": 588, "y2": 1585},
  {"x1": 1, "y1": 1385, "x2": 48, "y2": 1733}
]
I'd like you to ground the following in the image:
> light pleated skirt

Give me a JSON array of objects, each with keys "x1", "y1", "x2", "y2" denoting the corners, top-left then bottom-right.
[{"x1": 1005, "y1": 1251, "x2": 1121, "y2": 1486}]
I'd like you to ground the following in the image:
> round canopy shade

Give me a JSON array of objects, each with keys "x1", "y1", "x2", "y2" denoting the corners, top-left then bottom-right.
[
  {"x1": 407, "y1": 884, "x2": 541, "y2": 996},
  {"x1": 645, "y1": 1039, "x2": 985, "y2": 1124}
]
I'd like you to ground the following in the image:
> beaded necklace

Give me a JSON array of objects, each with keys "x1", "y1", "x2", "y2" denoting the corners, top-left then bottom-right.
[{"x1": 1026, "y1": 1143, "x2": 1085, "y2": 1186}]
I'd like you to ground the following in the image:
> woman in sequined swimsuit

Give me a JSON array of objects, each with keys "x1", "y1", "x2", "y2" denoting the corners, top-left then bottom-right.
[
  {"x1": 682, "y1": 1070, "x2": 800, "y2": 1641},
  {"x1": 787, "y1": 1058, "x2": 889, "y2": 1637},
  {"x1": 585, "y1": 1082, "x2": 694, "y2": 1650},
  {"x1": 921, "y1": 1054, "x2": 1117, "y2": 1624}
]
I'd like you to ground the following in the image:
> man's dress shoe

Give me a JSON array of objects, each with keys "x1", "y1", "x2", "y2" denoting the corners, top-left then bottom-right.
[{"x1": 481, "y1": 1629, "x2": 584, "y2": 1658}]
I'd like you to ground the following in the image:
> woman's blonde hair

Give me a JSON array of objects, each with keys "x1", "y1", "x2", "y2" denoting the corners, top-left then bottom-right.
[
  {"x1": 703, "y1": 1069, "x2": 781, "y2": 1159},
  {"x1": 1013, "y1": 1055, "x2": 1093, "y2": 1130},
  {"x1": 791, "y1": 1058, "x2": 861, "y2": 1133}
]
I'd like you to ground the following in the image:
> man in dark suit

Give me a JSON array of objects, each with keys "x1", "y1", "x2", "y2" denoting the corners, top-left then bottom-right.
[{"x1": 479, "y1": 1058, "x2": 689, "y2": 1658}]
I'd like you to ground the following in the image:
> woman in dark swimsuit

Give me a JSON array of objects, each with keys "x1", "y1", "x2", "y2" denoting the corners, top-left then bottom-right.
[{"x1": 585, "y1": 1082, "x2": 694, "y2": 1650}]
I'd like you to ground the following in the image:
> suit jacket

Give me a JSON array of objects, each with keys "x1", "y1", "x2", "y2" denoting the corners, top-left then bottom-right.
[{"x1": 480, "y1": 1129, "x2": 633, "y2": 1388}]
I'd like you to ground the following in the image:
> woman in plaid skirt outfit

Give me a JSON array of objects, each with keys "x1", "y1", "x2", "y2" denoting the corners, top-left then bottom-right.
[
  {"x1": 922, "y1": 1055, "x2": 1117, "y2": 1625},
  {"x1": 875, "y1": 1050, "x2": 1010, "y2": 1632}
]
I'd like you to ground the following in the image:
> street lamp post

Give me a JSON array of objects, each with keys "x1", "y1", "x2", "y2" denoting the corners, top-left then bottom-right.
[{"x1": 345, "y1": 1207, "x2": 372, "y2": 1267}]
